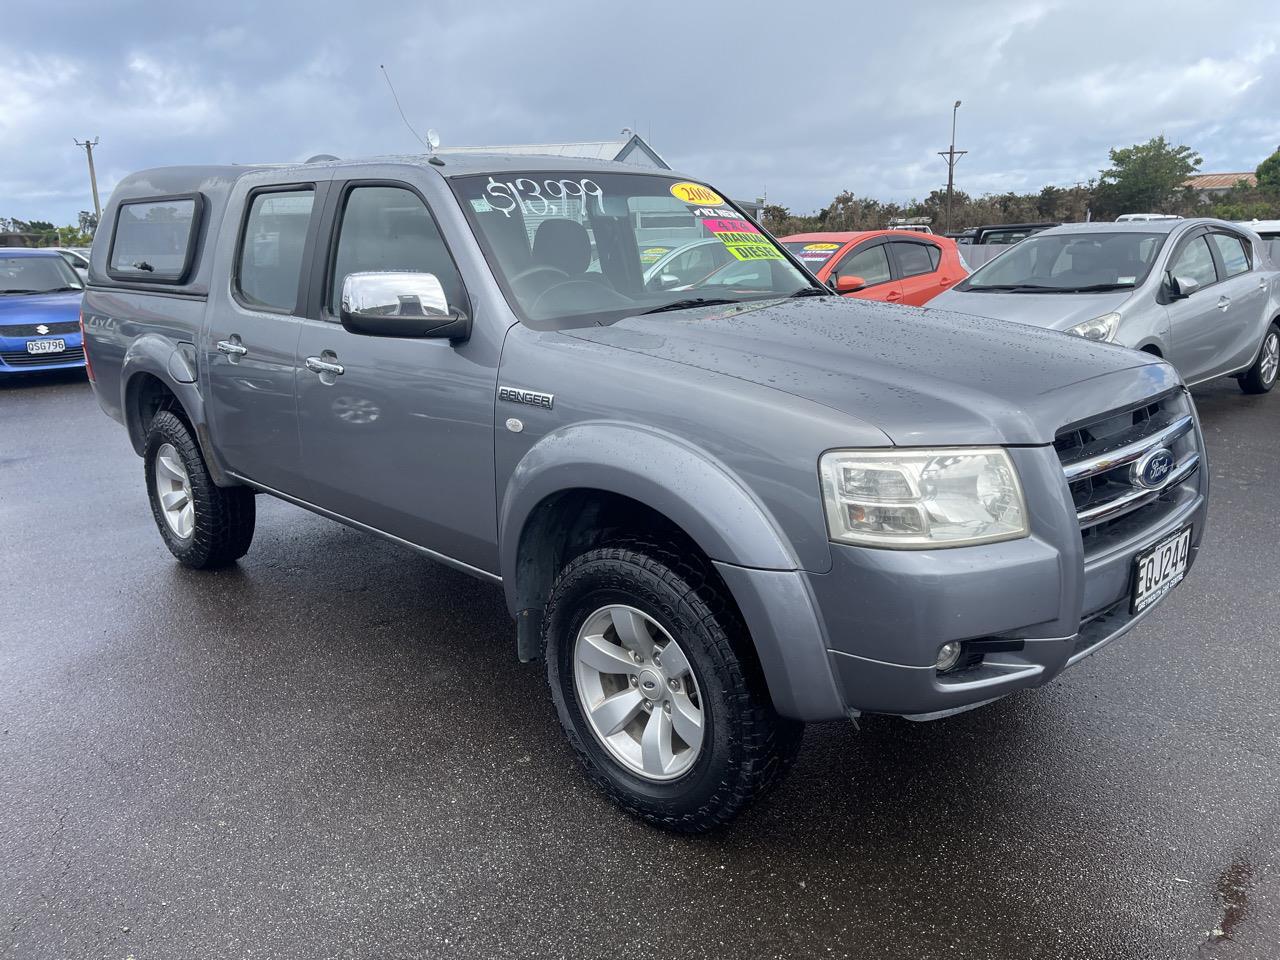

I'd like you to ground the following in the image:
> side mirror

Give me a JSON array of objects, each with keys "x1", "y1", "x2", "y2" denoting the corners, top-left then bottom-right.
[
  {"x1": 340, "y1": 271, "x2": 471, "y2": 340},
  {"x1": 1168, "y1": 274, "x2": 1200, "y2": 300},
  {"x1": 647, "y1": 272, "x2": 680, "y2": 290},
  {"x1": 835, "y1": 275, "x2": 867, "y2": 293}
]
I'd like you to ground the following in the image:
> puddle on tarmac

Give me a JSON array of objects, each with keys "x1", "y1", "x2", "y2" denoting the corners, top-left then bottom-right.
[{"x1": 1200, "y1": 858, "x2": 1252, "y2": 953}]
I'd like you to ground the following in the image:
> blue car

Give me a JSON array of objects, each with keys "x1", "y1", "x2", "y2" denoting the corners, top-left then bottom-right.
[{"x1": 0, "y1": 248, "x2": 86, "y2": 376}]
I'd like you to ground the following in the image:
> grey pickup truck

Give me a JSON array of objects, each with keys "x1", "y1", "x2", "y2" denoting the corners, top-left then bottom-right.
[{"x1": 84, "y1": 155, "x2": 1209, "y2": 831}]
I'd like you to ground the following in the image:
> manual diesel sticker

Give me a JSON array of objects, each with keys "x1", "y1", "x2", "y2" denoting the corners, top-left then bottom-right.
[{"x1": 701, "y1": 217, "x2": 785, "y2": 262}]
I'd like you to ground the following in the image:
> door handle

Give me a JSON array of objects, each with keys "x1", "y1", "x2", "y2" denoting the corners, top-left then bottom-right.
[
  {"x1": 1216, "y1": 296, "x2": 1231, "y2": 311},
  {"x1": 305, "y1": 356, "x2": 344, "y2": 376},
  {"x1": 216, "y1": 339, "x2": 247, "y2": 357},
  {"x1": 886, "y1": 291, "x2": 903, "y2": 302}
]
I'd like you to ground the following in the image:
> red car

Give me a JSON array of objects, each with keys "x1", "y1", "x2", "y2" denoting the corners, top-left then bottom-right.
[{"x1": 780, "y1": 231, "x2": 968, "y2": 306}]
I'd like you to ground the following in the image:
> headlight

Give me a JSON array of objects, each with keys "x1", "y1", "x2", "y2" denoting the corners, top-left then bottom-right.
[
  {"x1": 1066, "y1": 312, "x2": 1121, "y2": 342},
  {"x1": 819, "y1": 448, "x2": 1029, "y2": 549}
]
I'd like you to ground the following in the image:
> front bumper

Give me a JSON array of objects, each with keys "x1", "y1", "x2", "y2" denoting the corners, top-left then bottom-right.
[
  {"x1": 0, "y1": 331, "x2": 86, "y2": 374},
  {"x1": 806, "y1": 441, "x2": 1208, "y2": 720}
]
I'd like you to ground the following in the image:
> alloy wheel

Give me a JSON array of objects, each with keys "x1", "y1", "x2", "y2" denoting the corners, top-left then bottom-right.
[
  {"x1": 1262, "y1": 331, "x2": 1279, "y2": 386},
  {"x1": 153, "y1": 442, "x2": 195, "y2": 539},
  {"x1": 573, "y1": 604, "x2": 704, "y2": 781}
]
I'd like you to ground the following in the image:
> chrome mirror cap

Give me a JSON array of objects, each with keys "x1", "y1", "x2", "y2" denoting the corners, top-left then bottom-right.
[{"x1": 339, "y1": 271, "x2": 470, "y2": 340}]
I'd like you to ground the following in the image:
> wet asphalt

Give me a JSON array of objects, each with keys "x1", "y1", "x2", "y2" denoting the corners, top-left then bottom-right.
[{"x1": 1, "y1": 369, "x2": 1277, "y2": 960}]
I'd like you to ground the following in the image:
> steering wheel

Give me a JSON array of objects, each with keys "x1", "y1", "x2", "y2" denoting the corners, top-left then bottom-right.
[
  {"x1": 510, "y1": 265, "x2": 571, "y2": 287},
  {"x1": 531, "y1": 279, "x2": 631, "y2": 316}
]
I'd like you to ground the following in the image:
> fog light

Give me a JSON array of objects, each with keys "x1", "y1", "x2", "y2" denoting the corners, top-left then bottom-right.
[{"x1": 936, "y1": 641, "x2": 964, "y2": 673}]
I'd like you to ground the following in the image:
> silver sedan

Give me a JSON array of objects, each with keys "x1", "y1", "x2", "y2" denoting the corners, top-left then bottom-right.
[{"x1": 930, "y1": 219, "x2": 1280, "y2": 394}]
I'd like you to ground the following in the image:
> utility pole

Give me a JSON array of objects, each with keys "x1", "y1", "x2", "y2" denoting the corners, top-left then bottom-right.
[
  {"x1": 937, "y1": 101, "x2": 966, "y2": 235},
  {"x1": 74, "y1": 137, "x2": 102, "y2": 223}
]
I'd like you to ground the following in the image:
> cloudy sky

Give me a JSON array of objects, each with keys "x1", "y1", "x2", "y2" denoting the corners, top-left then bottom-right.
[{"x1": 3, "y1": 0, "x2": 1279, "y2": 226}]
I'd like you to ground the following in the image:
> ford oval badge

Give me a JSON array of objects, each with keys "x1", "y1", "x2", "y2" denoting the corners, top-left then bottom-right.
[{"x1": 1132, "y1": 447, "x2": 1176, "y2": 489}]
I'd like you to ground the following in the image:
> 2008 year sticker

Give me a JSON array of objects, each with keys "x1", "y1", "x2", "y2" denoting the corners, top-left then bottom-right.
[{"x1": 669, "y1": 182, "x2": 725, "y2": 206}]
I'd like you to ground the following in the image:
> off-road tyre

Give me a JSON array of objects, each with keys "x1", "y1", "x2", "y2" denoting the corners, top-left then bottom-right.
[
  {"x1": 544, "y1": 539, "x2": 803, "y2": 832},
  {"x1": 143, "y1": 410, "x2": 255, "y2": 569}
]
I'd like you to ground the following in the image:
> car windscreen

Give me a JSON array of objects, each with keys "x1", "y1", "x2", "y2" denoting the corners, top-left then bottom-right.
[
  {"x1": 959, "y1": 232, "x2": 1166, "y2": 292},
  {"x1": 781, "y1": 240, "x2": 844, "y2": 271},
  {"x1": 0, "y1": 255, "x2": 83, "y2": 294},
  {"x1": 452, "y1": 172, "x2": 818, "y2": 326}
]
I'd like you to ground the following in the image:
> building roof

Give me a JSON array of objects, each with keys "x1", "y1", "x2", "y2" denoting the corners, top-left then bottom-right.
[
  {"x1": 1184, "y1": 172, "x2": 1257, "y2": 190},
  {"x1": 434, "y1": 134, "x2": 669, "y2": 169}
]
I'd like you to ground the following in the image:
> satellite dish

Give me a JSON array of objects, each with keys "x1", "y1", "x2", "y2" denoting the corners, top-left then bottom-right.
[{"x1": 426, "y1": 129, "x2": 441, "y2": 153}]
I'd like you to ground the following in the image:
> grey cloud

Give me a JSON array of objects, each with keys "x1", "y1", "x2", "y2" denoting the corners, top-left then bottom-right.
[{"x1": 2, "y1": 0, "x2": 1278, "y2": 224}]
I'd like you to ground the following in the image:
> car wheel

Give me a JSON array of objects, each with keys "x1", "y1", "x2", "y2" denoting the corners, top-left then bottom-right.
[
  {"x1": 543, "y1": 540, "x2": 802, "y2": 832},
  {"x1": 143, "y1": 410, "x2": 255, "y2": 569},
  {"x1": 1240, "y1": 323, "x2": 1279, "y2": 395}
]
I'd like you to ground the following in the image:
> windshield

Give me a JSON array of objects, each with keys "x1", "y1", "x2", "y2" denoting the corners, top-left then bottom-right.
[
  {"x1": 453, "y1": 172, "x2": 819, "y2": 325},
  {"x1": 960, "y1": 231, "x2": 1166, "y2": 292},
  {"x1": 0, "y1": 255, "x2": 84, "y2": 294},
  {"x1": 781, "y1": 240, "x2": 844, "y2": 271}
]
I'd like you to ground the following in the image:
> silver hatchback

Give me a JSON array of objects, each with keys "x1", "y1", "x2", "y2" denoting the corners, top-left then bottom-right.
[{"x1": 931, "y1": 219, "x2": 1280, "y2": 394}]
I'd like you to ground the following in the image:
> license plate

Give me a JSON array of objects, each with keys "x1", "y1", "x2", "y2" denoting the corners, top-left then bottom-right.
[
  {"x1": 26, "y1": 338, "x2": 66, "y2": 355},
  {"x1": 1131, "y1": 525, "x2": 1192, "y2": 614}
]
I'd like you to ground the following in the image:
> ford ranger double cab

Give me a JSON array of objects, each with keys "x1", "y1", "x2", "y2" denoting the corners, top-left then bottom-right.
[{"x1": 83, "y1": 155, "x2": 1209, "y2": 831}]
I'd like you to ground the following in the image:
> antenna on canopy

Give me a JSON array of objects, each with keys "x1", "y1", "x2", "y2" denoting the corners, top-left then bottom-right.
[{"x1": 380, "y1": 64, "x2": 434, "y2": 154}]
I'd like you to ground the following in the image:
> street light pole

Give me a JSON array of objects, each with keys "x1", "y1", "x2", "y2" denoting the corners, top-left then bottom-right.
[
  {"x1": 937, "y1": 101, "x2": 967, "y2": 235},
  {"x1": 74, "y1": 137, "x2": 102, "y2": 224}
]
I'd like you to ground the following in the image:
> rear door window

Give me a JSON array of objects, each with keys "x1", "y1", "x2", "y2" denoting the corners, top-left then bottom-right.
[
  {"x1": 890, "y1": 242, "x2": 935, "y2": 278},
  {"x1": 108, "y1": 196, "x2": 201, "y2": 282},
  {"x1": 235, "y1": 189, "x2": 315, "y2": 312},
  {"x1": 1209, "y1": 233, "x2": 1250, "y2": 277},
  {"x1": 835, "y1": 244, "x2": 891, "y2": 286}
]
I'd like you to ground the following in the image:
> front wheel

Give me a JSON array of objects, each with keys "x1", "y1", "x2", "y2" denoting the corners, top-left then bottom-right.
[
  {"x1": 143, "y1": 410, "x2": 256, "y2": 569},
  {"x1": 544, "y1": 541, "x2": 802, "y2": 832},
  {"x1": 1240, "y1": 322, "x2": 1279, "y2": 394}
]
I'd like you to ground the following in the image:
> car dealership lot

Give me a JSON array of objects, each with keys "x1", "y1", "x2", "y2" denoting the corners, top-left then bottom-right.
[{"x1": 1, "y1": 372, "x2": 1277, "y2": 959}]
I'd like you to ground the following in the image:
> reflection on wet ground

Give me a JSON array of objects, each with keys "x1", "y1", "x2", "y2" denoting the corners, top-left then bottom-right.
[{"x1": 1, "y1": 374, "x2": 1278, "y2": 959}]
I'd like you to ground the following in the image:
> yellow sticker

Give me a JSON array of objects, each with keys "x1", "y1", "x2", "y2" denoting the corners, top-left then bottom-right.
[
  {"x1": 669, "y1": 181, "x2": 726, "y2": 206},
  {"x1": 702, "y1": 217, "x2": 785, "y2": 262},
  {"x1": 803, "y1": 242, "x2": 841, "y2": 251},
  {"x1": 640, "y1": 246, "x2": 673, "y2": 264}
]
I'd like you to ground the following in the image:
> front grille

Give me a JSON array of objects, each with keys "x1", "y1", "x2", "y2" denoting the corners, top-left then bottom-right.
[
  {"x1": 0, "y1": 346, "x2": 85, "y2": 367},
  {"x1": 1055, "y1": 390, "x2": 1200, "y2": 547},
  {"x1": 0, "y1": 320, "x2": 79, "y2": 337}
]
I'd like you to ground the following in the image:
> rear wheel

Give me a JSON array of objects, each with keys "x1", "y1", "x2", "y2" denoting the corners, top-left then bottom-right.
[
  {"x1": 543, "y1": 540, "x2": 802, "y2": 832},
  {"x1": 143, "y1": 410, "x2": 255, "y2": 568},
  {"x1": 1240, "y1": 323, "x2": 1279, "y2": 394}
]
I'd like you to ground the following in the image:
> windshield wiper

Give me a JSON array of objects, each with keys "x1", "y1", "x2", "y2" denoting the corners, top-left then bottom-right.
[
  {"x1": 965, "y1": 284, "x2": 1064, "y2": 292},
  {"x1": 44, "y1": 286, "x2": 83, "y2": 293},
  {"x1": 789, "y1": 287, "x2": 830, "y2": 298},
  {"x1": 967, "y1": 281, "x2": 1137, "y2": 294},
  {"x1": 639, "y1": 298, "x2": 740, "y2": 316},
  {"x1": 0, "y1": 289, "x2": 40, "y2": 295},
  {"x1": 1049, "y1": 282, "x2": 1136, "y2": 293}
]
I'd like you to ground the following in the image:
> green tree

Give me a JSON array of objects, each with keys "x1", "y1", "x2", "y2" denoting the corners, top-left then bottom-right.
[
  {"x1": 1093, "y1": 136, "x2": 1202, "y2": 218},
  {"x1": 1257, "y1": 146, "x2": 1280, "y2": 191}
]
